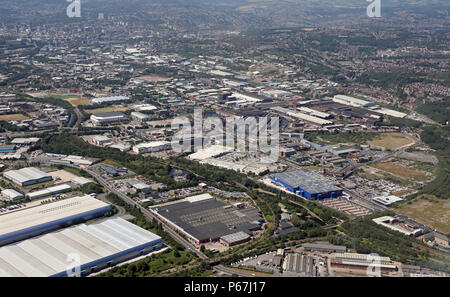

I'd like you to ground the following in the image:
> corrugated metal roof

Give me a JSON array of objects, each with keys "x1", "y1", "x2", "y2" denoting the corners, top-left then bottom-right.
[
  {"x1": 0, "y1": 218, "x2": 161, "y2": 277},
  {"x1": 92, "y1": 96, "x2": 130, "y2": 104},
  {"x1": 1, "y1": 189, "x2": 24, "y2": 199},
  {"x1": 3, "y1": 167, "x2": 52, "y2": 184},
  {"x1": 0, "y1": 195, "x2": 109, "y2": 239},
  {"x1": 26, "y1": 184, "x2": 72, "y2": 199},
  {"x1": 71, "y1": 177, "x2": 93, "y2": 186}
]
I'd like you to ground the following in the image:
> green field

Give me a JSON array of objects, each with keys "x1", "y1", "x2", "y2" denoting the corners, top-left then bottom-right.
[
  {"x1": 397, "y1": 195, "x2": 450, "y2": 234},
  {"x1": 368, "y1": 133, "x2": 417, "y2": 150},
  {"x1": 0, "y1": 114, "x2": 30, "y2": 121},
  {"x1": 85, "y1": 106, "x2": 128, "y2": 114}
]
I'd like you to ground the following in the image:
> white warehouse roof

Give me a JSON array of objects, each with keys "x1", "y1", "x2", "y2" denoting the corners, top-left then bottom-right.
[
  {"x1": 0, "y1": 195, "x2": 109, "y2": 241},
  {"x1": 3, "y1": 167, "x2": 52, "y2": 185},
  {"x1": 91, "y1": 96, "x2": 130, "y2": 104},
  {"x1": 188, "y1": 145, "x2": 234, "y2": 161},
  {"x1": 134, "y1": 104, "x2": 157, "y2": 112},
  {"x1": 0, "y1": 217, "x2": 162, "y2": 277},
  {"x1": 372, "y1": 195, "x2": 403, "y2": 206},
  {"x1": 26, "y1": 184, "x2": 72, "y2": 200},
  {"x1": 184, "y1": 193, "x2": 214, "y2": 203},
  {"x1": 11, "y1": 138, "x2": 40, "y2": 145},
  {"x1": 71, "y1": 177, "x2": 93, "y2": 186},
  {"x1": 297, "y1": 107, "x2": 331, "y2": 119},
  {"x1": 271, "y1": 106, "x2": 333, "y2": 126},
  {"x1": 1, "y1": 189, "x2": 24, "y2": 200},
  {"x1": 134, "y1": 141, "x2": 171, "y2": 149}
]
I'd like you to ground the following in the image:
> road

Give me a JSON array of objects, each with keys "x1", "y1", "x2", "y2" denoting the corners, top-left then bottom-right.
[
  {"x1": 213, "y1": 265, "x2": 263, "y2": 277},
  {"x1": 32, "y1": 156, "x2": 209, "y2": 261},
  {"x1": 83, "y1": 166, "x2": 209, "y2": 260},
  {"x1": 71, "y1": 106, "x2": 83, "y2": 134}
]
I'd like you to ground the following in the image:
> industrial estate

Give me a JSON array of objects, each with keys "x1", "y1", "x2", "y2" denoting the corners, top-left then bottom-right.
[{"x1": 0, "y1": 0, "x2": 448, "y2": 283}]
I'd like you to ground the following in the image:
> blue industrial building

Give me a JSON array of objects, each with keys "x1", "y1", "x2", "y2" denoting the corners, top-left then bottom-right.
[
  {"x1": 0, "y1": 145, "x2": 16, "y2": 152},
  {"x1": 270, "y1": 169, "x2": 343, "y2": 200}
]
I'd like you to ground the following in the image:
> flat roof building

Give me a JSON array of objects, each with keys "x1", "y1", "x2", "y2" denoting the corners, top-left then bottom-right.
[
  {"x1": 330, "y1": 252, "x2": 397, "y2": 275},
  {"x1": 188, "y1": 145, "x2": 234, "y2": 161},
  {"x1": 91, "y1": 96, "x2": 130, "y2": 104},
  {"x1": 92, "y1": 135, "x2": 112, "y2": 146},
  {"x1": 71, "y1": 177, "x2": 93, "y2": 187},
  {"x1": 133, "y1": 141, "x2": 171, "y2": 154},
  {"x1": 0, "y1": 217, "x2": 162, "y2": 277},
  {"x1": 297, "y1": 107, "x2": 332, "y2": 119},
  {"x1": 0, "y1": 195, "x2": 110, "y2": 246},
  {"x1": 3, "y1": 167, "x2": 53, "y2": 186},
  {"x1": 150, "y1": 194, "x2": 263, "y2": 245},
  {"x1": 134, "y1": 104, "x2": 157, "y2": 112},
  {"x1": 10, "y1": 138, "x2": 40, "y2": 146},
  {"x1": 372, "y1": 216, "x2": 422, "y2": 236},
  {"x1": 271, "y1": 106, "x2": 333, "y2": 126},
  {"x1": 270, "y1": 169, "x2": 343, "y2": 200},
  {"x1": 26, "y1": 184, "x2": 72, "y2": 200},
  {"x1": 283, "y1": 253, "x2": 315, "y2": 276},
  {"x1": 333, "y1": 95, "x2": 375, "y2": 108},
  {"x1": 220, "y1": 231, "x2": 251, "y2": 247}
]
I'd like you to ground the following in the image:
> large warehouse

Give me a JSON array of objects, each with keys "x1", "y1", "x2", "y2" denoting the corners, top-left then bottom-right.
[
  {"x1": 0, "y1": 217, "x2": 162, "y2": 277},
  {"x1": 1, "y1": 189, "x2": 24, "y2": 201},
  {"x1": 0, "y1": 195, "x2": 111, "y2": 246},
  {"x1": 3, "y1": 167, "x2": 53, "y2": 186},
  {"x1": 270, "y1": 169, "x2": 343, "y2": 200},
  {"x1": 90, "y1": 112, "x2": 128, "y2": 125},
  {"x1": 150, "y1": 194, "x2": 263, "y2": 245},
  {"x1": 133, "y1": 141, "x2": 171, "y2": 154},
  {"x1": 26, "y1": 184, "x2": 72, "y2": 200},
  {"x1": 333, "y1": 95, "x2": 375, "y2": 108},
  {"x1": 91, "y1": 96, "x2": 130, "y2": 104},
  {"x1": 270, "y1": 106, "x2": 333, "y2": 126}
]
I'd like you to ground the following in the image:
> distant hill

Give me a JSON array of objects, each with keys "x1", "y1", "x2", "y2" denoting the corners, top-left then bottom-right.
[{"x1": 0, "y1": 0, "x2": 448, "y2": 29}]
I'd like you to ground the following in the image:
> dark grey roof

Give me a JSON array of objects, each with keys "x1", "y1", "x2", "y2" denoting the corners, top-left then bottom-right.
[
  {"x1": 154, "y1": 198, "x2": 263, "y2": 241},
  {"x1": 277, "y1": 222, "x2": 300, "y2": 235}
]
